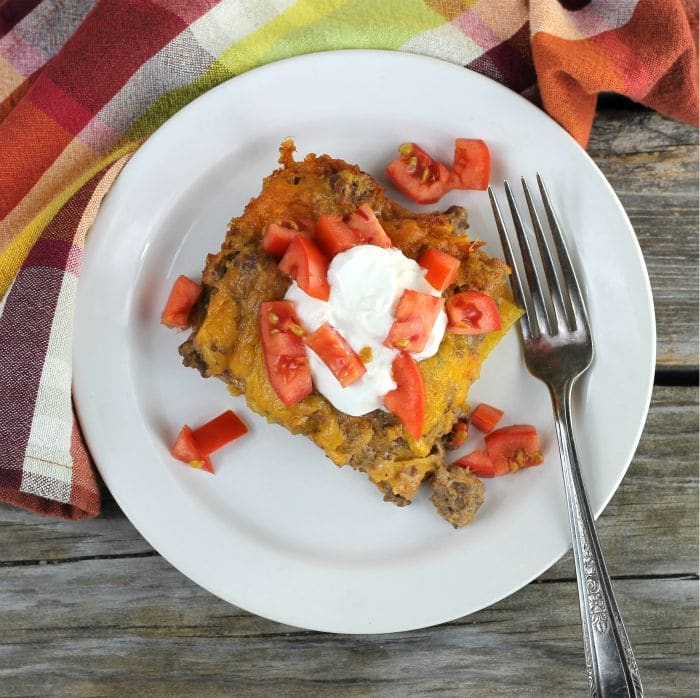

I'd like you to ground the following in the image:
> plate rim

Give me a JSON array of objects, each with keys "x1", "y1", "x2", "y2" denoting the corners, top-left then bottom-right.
[{"x1": 73, "y1": 48, "x2": 656, "y2": 634}]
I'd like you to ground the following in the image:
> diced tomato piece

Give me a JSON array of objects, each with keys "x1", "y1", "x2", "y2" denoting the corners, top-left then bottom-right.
[
  {"x1": 262, "y1": 222, "x2": 312, "y2": 257},
  {"x1": 418, "y1": 247, "x2": 461, "y2": 292},
  {"x1": 161, "y1": 275, "x2": 202, "y2": 330},
  {"x1": 470, "y1": 403, "x2": 504, "y2": 434},
  {"x1": 304, "y1": 322, "x2": 366, "y2": 388},
  {"x1": 454, "y1": 448, "x2": 502, "y2": 478},
  {"x1": 446, "y1": 290, "x2": 501, "y2": 335},
  {"x1": 316, "y1": 205, "x2": 391, "y2": 258},
  {"x1": 344, "y1": 204, "x2": 392, "y2": 248},
  {"x1": 386, "y1": 139, "x2": 490, "y2": 202},
  {"x1": 485, "y1": 424, "x2": 544, "y2": 473},
  {"x1": 170, "y1": 411, "x2": 248, "y2": 473},
  {"x1": 386, "y1": 143, "x2": 452, "y2": 204},
  {"x1": 259, "y1": 301, "x2": 313, "y2": 406},
  {"x1": 385, "y1": 289, "x2": 444, "y2": 353},
  {"x1": 450, "y1": 138, "x2": 490, "y2": 191},
  {"x1": 192, "y1": 410, "x2": 248, "y2": 456},
  {"x1": 170, "y1": 425, "x2": 214, "y2": 473},
  {"x1": 445, "y1": 420, "x2": 469, "y2": 449},
  {"x1": 279, "y1": 236, "x2": 330, "y2": 301},
  {"x1": 315, "y1": 215, "x2": 360, "y2": 258},
  {"x1": 382, "y1": 352, "x2": 425, "y2": 440}
]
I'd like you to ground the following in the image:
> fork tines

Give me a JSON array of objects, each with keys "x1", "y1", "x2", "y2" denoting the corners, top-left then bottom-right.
[{"x1": 488, "y1": 176, "x2": 588, "y2": 341}]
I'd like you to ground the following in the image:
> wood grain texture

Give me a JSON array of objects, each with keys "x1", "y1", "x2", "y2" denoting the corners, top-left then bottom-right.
[
  {"x1": 0, "y1": 386, "x2": 696, "y2": 697},
  {"x1": 543, "y1": 384, "x2": 698, "y2": 580},
  {"x1": 2, "y1": 386, "x2": 696, "y2": 575},
  {"x1": 0, "y1": 557, "x2": 696, "y2": 697},
  {"x1": 0, "y1": 489, "x2": 153, "y2": 563},
  {"x1": 587, "y1": 110, "x2": 699, "y2": 368},
  {"x1": 0, "y1": 107, "x2": 697, "y2": 698}
]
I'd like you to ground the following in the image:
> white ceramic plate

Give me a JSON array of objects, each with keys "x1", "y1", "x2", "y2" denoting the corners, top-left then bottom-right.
[{"x1": 74, "y1": 50, "x2": 655, "y2": 634}]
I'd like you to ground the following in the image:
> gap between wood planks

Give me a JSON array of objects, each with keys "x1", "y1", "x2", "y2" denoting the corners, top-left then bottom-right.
[
  {"x1": 2, "y1": 99, "x2": 695, "y2": 586},
  {"x1": 1, "y1": 552, "x2": 697, "y2": 583},
  {"x1": 2, "y1": 376, "x2": 695, "y2": 574},
  {"x1": 0, "y1": 551, "x2": 160, "y2": 567},
  {"x1": 655, "y1": 368, "x2": 699, "y2": 387}
]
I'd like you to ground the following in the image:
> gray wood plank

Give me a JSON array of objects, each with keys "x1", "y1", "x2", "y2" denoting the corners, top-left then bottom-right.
[
  {"x1": 0, "y1": 490, "x2": 154, "y2": 562},
  {"x1": 587, "y1": 110, "x2": 699, "y2": 368},
  {"x1": 0, "y1": 555, "x2": 696, "y2": 697},
  {"x1": 2, "y1": 387, "x2": 696, "y2": 577},
  {"x1": 0, "y1": 106, "x2": 696, "y2": 698},
  {"x1": 543, "y1": 384, "x2": 698, "y2": 579}
]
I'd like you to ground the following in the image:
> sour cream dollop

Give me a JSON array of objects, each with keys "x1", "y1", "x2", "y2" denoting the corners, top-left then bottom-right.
[{"x1": 284, "y1": 245, "x2": 447, "y2": 416}]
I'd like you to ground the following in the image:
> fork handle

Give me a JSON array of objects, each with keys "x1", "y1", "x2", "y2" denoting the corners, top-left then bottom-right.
[{"x1": 550, "y1": 380, "x2": 644, "y2": 698}]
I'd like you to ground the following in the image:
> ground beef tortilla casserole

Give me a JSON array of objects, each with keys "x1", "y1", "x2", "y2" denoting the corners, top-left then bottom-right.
[{"x1": 179, "y1": 140, "x2": 521, "y2": 527}]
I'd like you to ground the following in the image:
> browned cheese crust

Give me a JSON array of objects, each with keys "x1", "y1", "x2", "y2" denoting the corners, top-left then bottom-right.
[{"x1": 179, "y1": 140, "x2": 520, "y2": 526}]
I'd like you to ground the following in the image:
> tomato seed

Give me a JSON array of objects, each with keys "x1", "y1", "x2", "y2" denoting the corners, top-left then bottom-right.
[{"x1": 463, "y1": 306, "x2": 482, "y2": 324}]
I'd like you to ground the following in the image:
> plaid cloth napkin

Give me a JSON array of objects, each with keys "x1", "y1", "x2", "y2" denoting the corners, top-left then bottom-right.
[{"x1": 0, "y1": 0, "x2": 697, "y2": 519}]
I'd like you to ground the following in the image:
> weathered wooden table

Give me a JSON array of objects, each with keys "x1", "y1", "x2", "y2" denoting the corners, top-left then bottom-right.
[{"x1": 1, "y1": 100, "x2": 697, "y2": 697}]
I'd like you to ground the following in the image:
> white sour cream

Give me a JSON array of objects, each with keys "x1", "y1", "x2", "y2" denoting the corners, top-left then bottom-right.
[{"x1": 285, "y1": 245, "x2": 447, "y2": 416}]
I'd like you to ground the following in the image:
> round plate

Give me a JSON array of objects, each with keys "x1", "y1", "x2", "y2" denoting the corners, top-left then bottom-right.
[{"x1": 74, "y1": 50, "x2": 655, "y2": 634}]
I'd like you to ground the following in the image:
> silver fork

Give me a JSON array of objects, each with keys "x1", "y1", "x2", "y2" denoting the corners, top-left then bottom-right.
[{"x1": 488, "y1": 177, "x2": 643, "y2": 698}]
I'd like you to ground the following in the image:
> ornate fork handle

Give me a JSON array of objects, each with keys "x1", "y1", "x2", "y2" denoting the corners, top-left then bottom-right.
[{"x1": 551, "y1": 379, "x2": 643, "y2": 698}]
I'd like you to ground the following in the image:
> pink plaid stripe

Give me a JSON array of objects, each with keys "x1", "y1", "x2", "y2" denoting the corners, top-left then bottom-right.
[
  {"x1": 0, "y1": 156, "x2": 129, "y2": 518},
  {"x1": 0, "y1": 0, "x2": 696, "y2": 522}
]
